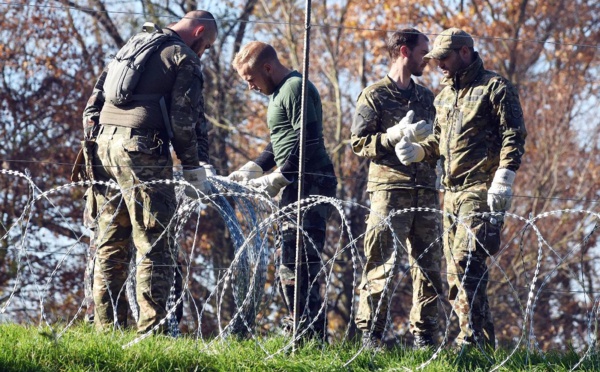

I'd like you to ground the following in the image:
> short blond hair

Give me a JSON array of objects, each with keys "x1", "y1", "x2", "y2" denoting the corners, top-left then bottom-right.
[{"x1": 232, "y1": 41, "x2": 278, "y2": 71}]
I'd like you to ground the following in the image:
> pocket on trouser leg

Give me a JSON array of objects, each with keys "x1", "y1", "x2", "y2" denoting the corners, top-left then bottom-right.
[
  {"x1": 472, "y1": 216, "x2": 502, "y2": 256},
  {"x1": 279, "y1": 222, "x2": 297, "y2": 273},
  {"x1": 363, "y1": 219, "x2": 392, "y2": 275},
  {"x1": 140, "y1": 185, "x2": 175, "y2": 231}
]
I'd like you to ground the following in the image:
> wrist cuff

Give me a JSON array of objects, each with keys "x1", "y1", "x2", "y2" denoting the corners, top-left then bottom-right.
[{"x1": 493, "y1": 168, "x2": 516, "y2": 186}]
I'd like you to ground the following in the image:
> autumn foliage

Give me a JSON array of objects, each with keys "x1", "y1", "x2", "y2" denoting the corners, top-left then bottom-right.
[{"x1": 1, "y1": 0, "x2": 599, "y2": 350}]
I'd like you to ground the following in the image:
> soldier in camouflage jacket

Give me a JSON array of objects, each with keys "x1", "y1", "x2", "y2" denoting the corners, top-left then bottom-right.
[
  {"x1": 397, "y1": 28, "x2": 527, "y2": 348},
  {"x1": 351, "y1": 29, "x2": 444, "y2": 349},
  {"x1": 81, "y1": 11, "x2": 217, "y2": 334}
]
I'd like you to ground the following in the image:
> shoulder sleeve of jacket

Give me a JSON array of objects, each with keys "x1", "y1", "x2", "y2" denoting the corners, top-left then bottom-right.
[
  {"x1": 168, "y1": 45, "x2": 205, "y2": 167},
  {"x1": 351, "y1": 90, "x2": 378, "y2": 137},
  {"x1": 489, "y1": 77, "x2": 527, "y2": 172},
  {"x1": 350, "y1": 88, "x2": 394, "y2": 160},
  {"x1": 82, "y1": 68, "x2": 108, "y2": 139}
]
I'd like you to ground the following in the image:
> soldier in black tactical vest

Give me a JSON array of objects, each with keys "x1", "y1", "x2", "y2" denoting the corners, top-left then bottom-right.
[{"x1": 80, "y1": 10, "x2": 218, "y2": 334}]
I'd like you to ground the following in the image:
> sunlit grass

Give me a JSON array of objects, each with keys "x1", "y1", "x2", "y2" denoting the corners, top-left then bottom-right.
[{"x1": 0, "y1": 323, "x2": 597, "y2": 371}]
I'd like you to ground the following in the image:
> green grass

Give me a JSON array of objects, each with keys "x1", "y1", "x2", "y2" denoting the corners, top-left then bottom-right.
[{"x1": 0, "y1": 323, "x2": 598, "y2": 371}]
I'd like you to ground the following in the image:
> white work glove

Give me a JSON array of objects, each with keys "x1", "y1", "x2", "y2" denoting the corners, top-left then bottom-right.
[
  {"x1": 228, "y1": 161, "x2": 263, "y2": 182},
  {"x1": 247, "y1": 168, "x2": 292, "y2": 197},
  {"x1": 182, "y1": 167, "x2": 211, "y2": 199},
  {"x1": 487, "y1": 168, "x2": 516, "y2": 212},
  {"x1": 386, "y1": 110, "x2": 429, "y2": 146},
  {"x1": 199, "y1": 161, "x2": 216, "y2": 178},
  {"x1": 402, "y1": 119, "x2": 432, "y2": 142},
  {"x1": 387, "y1": 110, "x2": 415, "y2": 146},
  {"x1": 394, "y1": 137, "x2": 425, "y2": 165}
]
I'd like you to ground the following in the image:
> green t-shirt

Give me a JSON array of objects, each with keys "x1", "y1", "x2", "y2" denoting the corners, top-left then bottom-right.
[{"x1": 267, "y1": 71, "x2": 332, "y2": 171}]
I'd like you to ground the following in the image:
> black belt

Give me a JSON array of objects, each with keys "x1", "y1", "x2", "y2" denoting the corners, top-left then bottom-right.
[{"x1": 98, "y1": 125, "x2": 167, "y2": 140}]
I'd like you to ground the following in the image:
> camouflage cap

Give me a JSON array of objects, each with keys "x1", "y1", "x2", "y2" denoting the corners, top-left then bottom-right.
[{"x1": 424, "y1": 28, "x2": 474, "y2": 60}]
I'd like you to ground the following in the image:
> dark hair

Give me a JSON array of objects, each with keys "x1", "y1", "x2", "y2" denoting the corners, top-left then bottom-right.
[
  {"x1": 201, "y1": 11, "x2": 218, "y2": 36},
  {"x1": 185, "y1": 10, "x2": 218, "y2": 36},
  {"x1": 387, "y1": 28, "x2": 428, "y2": 60}
]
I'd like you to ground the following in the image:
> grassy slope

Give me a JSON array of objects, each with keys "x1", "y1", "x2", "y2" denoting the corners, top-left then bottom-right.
[{"x1": 0, "y1": 324, "x2": 597, "y2": 371}]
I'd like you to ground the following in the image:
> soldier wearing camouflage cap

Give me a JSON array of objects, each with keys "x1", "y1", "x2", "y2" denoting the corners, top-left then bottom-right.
[
  {"x1": 396, "y1": 27, "x2": 527, "y2": 348},
  {"x1": 350, "y1": 28, "x2": 444, "y2": 350},
  {"x1": 81, "y1": 10, "x2": 218, "y2": 334}
]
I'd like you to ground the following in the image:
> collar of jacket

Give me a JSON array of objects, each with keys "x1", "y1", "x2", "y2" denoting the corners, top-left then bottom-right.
[
  {"x1": 441, "y1": 52, "x2": 484, "y2": 89},
  {"x1": 163, "y1": 28, "x2": 184, "y2": 43},
  {"x1": 384, "y1": 75, "x2": 424, "y2": 102}
]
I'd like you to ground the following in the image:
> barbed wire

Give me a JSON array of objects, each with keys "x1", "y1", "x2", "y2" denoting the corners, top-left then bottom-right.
[
  {"x1": 1, "y1": 1, "x2": 598, "y2": 49},
  {"x1": 2, "y1": 157, "x2": 600, "y2": 205},
  {"x1": 1, "y1": 169, "x2": 600, "y2": 369},
  {"x1": 7, "y1": 249, "x2": 600, "y2": 297}
]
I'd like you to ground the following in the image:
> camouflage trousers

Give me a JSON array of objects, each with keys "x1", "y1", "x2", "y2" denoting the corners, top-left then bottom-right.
[
  {"x1": 277, "y1": 165, "x2": 337, "y2": 338},
  {"x1": 83, "y1": 196, "x2": 183, "y2": 326},
  {"x1": 443, "y1": 184, "x2": 503, "y2": 348},
  {"x1": 91, "y1": 125, "x2": 176, "y2": 333},
  {"x1": 356, "y1": 188, "x2": 443, "y2": 338}
]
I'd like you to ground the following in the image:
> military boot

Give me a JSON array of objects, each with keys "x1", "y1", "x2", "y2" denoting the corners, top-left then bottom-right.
[
  {"x1": 361, "y1": 330, "x2": 384, "y2": 351},
  {"x1": 413, "y1": 334, "x2": 436, "y2": 349},
  {"x1": 281, "y1": 315, "x2": 294, "y2": 336}
]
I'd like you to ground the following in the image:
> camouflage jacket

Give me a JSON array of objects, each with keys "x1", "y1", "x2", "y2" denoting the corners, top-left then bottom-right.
[
  {"x1": 420, "y1": 54, "x2": 527, "y2": 191},
  {"x1": 350, "y1": 76, "x2": 437, "y2": 192},
  {"x1": 82, "y1": 29, "x2": 210, "y2": 166}
]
